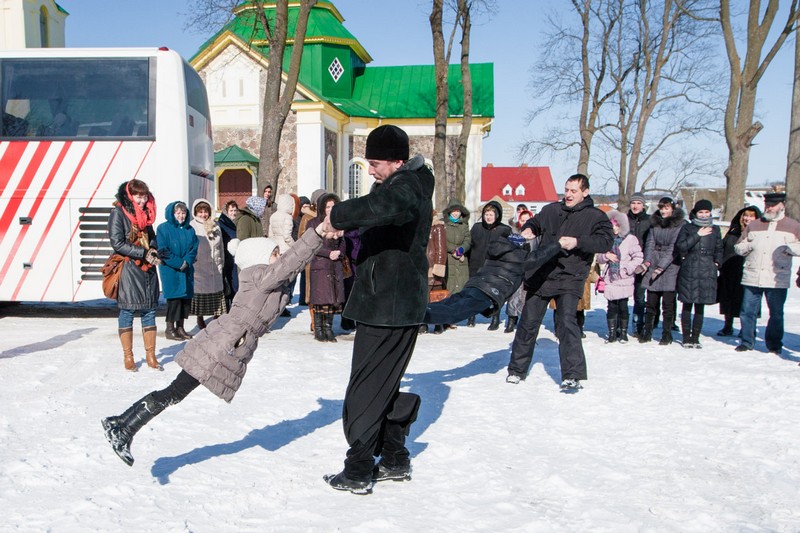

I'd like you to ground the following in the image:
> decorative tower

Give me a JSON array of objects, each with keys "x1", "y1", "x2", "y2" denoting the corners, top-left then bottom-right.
[{"x1": 0, "y1": 0, "x2": 68, "y2": 49}]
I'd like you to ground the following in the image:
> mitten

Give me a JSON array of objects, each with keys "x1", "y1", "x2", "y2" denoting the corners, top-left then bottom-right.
[
  {"x1": 634, "y1": 264, "x2": 647, "y2": 275},
  {"x1": 157, "y1": 248, "x2": 171, "y2": 261},
  {"x1": 650, "y1": 267, "x2": 664, "y2": 280}
]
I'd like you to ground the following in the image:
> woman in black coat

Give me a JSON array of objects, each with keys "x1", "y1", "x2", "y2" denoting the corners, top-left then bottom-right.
[
  {"x1": 716, "y1": 205, "x2": 761, "y2": 336},
  {"x1": 465, "y1": 200, "x2": 511, "y2": 329},
  {"x1": 217, "y1": 200, "x2": 240, "y2": 310},
  {"x1": 674, "y1": 199, "x2": 723, "y2": 348}
]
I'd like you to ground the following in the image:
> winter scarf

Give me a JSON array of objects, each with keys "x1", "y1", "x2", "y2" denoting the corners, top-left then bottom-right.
[
  {"x1": 692, "y1": 216, "x2": 713, "y2": 228},
  {"x1": 121, "y1": 182, "x2": 156, "y2": 231},
  {"x1": 608, "y1": 235, "x2": 623, "y2": 276}
]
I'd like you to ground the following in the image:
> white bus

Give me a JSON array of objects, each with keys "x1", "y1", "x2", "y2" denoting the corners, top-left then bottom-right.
[{"x1": 0, "y1": 47, "x2": 214, "y2": 302}]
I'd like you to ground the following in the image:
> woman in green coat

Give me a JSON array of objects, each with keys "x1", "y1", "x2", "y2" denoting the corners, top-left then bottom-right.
[{"x1": 443, "y1": 201, "x2": 471, "y2": 295}]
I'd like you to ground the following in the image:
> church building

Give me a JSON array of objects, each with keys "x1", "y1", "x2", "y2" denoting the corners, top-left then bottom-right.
[{"x1": 191, "y1": 1, "x2": 494, "y2": 212}]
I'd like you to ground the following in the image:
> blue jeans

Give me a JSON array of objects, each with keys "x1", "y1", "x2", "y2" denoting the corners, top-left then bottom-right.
[
  {"x1": 423, "y1": 287, "x2": 492, "y2": 325},
  {"x1": 740, "y1": 286, "x2": 787, "y2": 351},
  {"x1": 118, "y1": 307, "x2": 157, "y2": 329}
]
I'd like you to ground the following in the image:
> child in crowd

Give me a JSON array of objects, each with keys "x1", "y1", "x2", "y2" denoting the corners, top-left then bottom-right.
[
  {"x1": 596, "y1": 210, "x2": 643, "y2": 343},
  {"x1": 102, "y1": 221, "x2": 338, "y2": 466}
]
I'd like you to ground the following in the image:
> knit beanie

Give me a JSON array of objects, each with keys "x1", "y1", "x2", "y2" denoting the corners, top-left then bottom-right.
[
  {"x1": 245, "y1": 196, "x2": 267, "y2": 218},
  {"x1": 233, "y1": 237, "x2": 279, "y2": 270},
  {"x1": 630, "y1": 192, "x2": 647, "y2": 205},
  {"x1": 692, "y1": 199, "x2": 713, "y2": 213},
  {"x1": 365, "y1": 125, "x2": 409, "y2": 161}
]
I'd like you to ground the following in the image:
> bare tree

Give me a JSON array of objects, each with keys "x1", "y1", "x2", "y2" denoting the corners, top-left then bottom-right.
[
  {"x1": 720, "y1": 0, "x2": 799, "y2": 219},
  {"x1": 430, "y1": 0, "x2": 458, "y2": 210},
  {"x1": 786, "y1": 25, "x2": 800, "y2": 220},
  {"x1": 189, "y1": 0, "x2": 316, "y2": 194}
]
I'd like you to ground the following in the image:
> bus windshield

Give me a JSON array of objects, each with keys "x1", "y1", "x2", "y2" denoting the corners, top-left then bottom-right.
[{"x1": 0, "y1": 57, "x2": 154, "y2": 139}]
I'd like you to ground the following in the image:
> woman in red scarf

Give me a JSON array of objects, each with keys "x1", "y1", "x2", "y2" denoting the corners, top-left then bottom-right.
[{"x1": 108, "y1": 179, "x2": 163, "y2": 371}]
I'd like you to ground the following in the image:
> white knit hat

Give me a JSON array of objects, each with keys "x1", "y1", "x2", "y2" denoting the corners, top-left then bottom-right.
[{"x1": 233, "y1": 237, "x2": 279, "y2": 270}]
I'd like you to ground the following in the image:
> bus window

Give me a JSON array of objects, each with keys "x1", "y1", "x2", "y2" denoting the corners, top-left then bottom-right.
[
  {"x1": 183, "y1": 61, "x2": 210, "y2": 120},
  {"x1": 0, "y1": 58, "x2": 153, "y2": 139}
]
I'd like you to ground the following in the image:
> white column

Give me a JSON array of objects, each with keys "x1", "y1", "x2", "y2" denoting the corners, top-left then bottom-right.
[{"x1": 295, "y1": 111, "x2": 324, "y2": 196}]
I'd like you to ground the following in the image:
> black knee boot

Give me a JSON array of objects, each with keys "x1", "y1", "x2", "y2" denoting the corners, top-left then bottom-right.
[
  {"x1": 101, "y1": 393, "x2": 168, "y2": 466},
  {"x1": 324, "y1": 313, "x2": 337, "y2": 343},
  {"x1": 618, "y1": 306, "x2": 629, "y2": 343},
  {"x1": 606, "y1": 305, "x2": 618, "y2": 343},
  {"x1": 681, "y1": 310, "x2": 693, "y2": 348},
  {"x1": 692, "y1": 314, "x2": 704, "y2": 347},
  {"x1": 504, "y1": 316, "x2": 518, "y2": 333},
  {"x1": 313, "y1": 311, "x2": 325, "y2": 342},
  {"x1": 488, "y1": 313, "x2": 501, "y2": 331},
  {"x1": 467, "y1": 315, "x2": 476, "y2": 327},
  {"x1": 639, "y1": 313, "x2": 654, "y2": 343}
]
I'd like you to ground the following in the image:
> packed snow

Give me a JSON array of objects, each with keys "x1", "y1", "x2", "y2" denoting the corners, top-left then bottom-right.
[{"x1": 1, "y1": 284, "x2": 799, "y2": 532}]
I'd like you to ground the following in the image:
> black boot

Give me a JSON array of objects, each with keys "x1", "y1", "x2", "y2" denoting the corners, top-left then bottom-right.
[
  {"x1": 467, "y1": 315, "x2": 476, "y2": 327},
  {"x1": 691, "y1": 314, "x2": 704, "y2": 348},
  {"x1": 488, "y1": 313, "x2": 501, "y2": 331},
  {"x1": 639, "y1": 313, "x2": 654, "y2": 343},
  {"x1": 175, "y1": 319, "x2": 193, "y2": 340},
  {"x1": 340, "y1": 316, "x2": 356, "y2": 331},
  {"x1": 618, "y1": 309, "x2": 629, "y2": 343},
  {"x1": 165, "y1": 321, "x2": 181, "y2": 341},
  {"x1": 432, "y1": 324, "x2": 445, "y2": 334},
  {"x1": 313, "y1": 311, "x2": 325, "y2": 342},
  {"x1": 606, "y1": 319, "x2": 618, "y2": 343},
  {"x1": 659, "y1": 329, "x2": 673, "y2": 345},
  {"x1": 504, "y1": 316, "x2": 518, "y2": 334},
  {"x1": 323, "y1": 313, "x2": 337, "y2": 343},
  {"x1": 681, "y1": 312, "x2": 693, "y2": 348},
  {"x1": 101, "y1": 393, "x2": 168, "y2": 466}
]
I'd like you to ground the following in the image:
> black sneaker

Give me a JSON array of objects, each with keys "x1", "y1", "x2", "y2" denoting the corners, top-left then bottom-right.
[
  {"x1": 716, "y1": 328, "x2": 733, "y2": 337},
  {"x1": 323, "y1": 472, "x2": 373, "y2": 495},
  {"x1": 373, "y1": 462, "x2": 411, "y2": 482},
  {"x1": 560, "y1": 378, "x2": 582, "y2": 393},
  {"x1": 735, "y1": 345, "x2": 752, "y2": 352}
]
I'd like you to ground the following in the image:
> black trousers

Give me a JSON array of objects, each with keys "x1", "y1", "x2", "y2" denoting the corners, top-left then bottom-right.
[
  {"x1": 646, "y1": 290, "x2": 675, "y2": 329},
  {"x1": 508, "y1": 292, "x2": 587, "y2": 381},
  {"x1": 632, "y1": 274, "x2": 646, "y2": 331},
  {"x1": 342, "y1": 324, "x2": 421, "y2": 481}
]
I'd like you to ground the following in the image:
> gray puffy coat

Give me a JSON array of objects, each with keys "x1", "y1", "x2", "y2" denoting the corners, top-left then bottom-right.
[
  {"x1": 176, "y1": 228, "x2": 323, "y2": 402},
  {"x1": 642, "y1": 209, "x2": 686, "y2": 292}
]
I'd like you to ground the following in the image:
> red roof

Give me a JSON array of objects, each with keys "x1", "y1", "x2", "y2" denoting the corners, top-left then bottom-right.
[{"x1": 481, "y1": 166, "x2": 559, "y2": 202}]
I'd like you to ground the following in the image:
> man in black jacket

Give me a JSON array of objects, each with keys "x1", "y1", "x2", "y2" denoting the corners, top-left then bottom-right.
[
  {"x1": 506, "y1": 174, "x2": 614, "y2": 391},
  {"x1": 627, "y1": 193, "x2": 651, "y2": 336},
  {"x1": 324, "y1": 125, "x2": 434, "y2": 494}
]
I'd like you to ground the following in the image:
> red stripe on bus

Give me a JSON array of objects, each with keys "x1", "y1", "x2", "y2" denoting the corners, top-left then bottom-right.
[
  {"x1": 11, "y1": 142, "x2": 95, "y2": 301},
  {"x1": 132, "y1": 141, "x2": 155, "y2": 179},
  {"x1": 0, "y1": 142, "x2": 72, "y2": 286},
  {"x1": 0, "y1": 142, "x2": 28, "y2": 197},
  {"x1": 0, "y1": 142, "x2": 50, "y2": 241},
  {"x1": 70, "y1": 142, "x2": 126, "y2": 301}
]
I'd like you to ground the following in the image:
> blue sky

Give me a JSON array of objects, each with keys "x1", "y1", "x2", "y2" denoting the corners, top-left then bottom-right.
[{"x1": 64, "y1": 0, "x2": 795, "y2": 193}]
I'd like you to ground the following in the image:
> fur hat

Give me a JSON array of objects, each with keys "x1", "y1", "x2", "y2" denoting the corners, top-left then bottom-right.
[
  {"x1": 365, "y1": 125, "x2": 409, "y2": 161},
  {"x1": 606, "y1": 209, "x2": 630, "y2": 236},
  {"x1": 630, "y1": 192, "x2": 647, "y2": 205},
  {"x1": 232, "y1": 237, "x2": 279, "y2": 270}
]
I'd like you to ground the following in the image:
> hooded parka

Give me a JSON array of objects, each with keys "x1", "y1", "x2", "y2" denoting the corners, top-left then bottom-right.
[
  {"x1": 442, "y1": 201, "x2": 471, "y2": 294},
  {"x1": 268, "y1": 193, "x2": 297, "y2": 253},
  {"x1": 468, "y1": 201, "x2": 511, "y2": 278},
  {"x1": 189, "y1": 198, "x2": 224, "y2": 295},
  {"x1": 156, "y1": 202, "x2": 199, "y2": 299},
  {"x1": 674, "y1": 215, "x2": 723, "y2": 304}
]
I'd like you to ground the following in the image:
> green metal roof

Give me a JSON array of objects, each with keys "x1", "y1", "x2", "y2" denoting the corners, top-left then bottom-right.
[
  {"x1": 332, "y1": 63, "x2": 494, "y2": 119},
  {"x1": 214, "y1": 145, "x2": 259, "y2": 165}
]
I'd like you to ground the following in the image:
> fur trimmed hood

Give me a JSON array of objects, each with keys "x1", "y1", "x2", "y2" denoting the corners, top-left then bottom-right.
[
  {"x1": 606, "y1": 210, "x2": 630, "y2": 236},
  {"x1": 651, "y1": 207, "x2": 686, "y2": 228}
]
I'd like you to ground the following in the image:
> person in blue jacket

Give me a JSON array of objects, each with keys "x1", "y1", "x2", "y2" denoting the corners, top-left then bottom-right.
[{"x1": 156, "y1": 201, "x2": 199, "y2": 341}]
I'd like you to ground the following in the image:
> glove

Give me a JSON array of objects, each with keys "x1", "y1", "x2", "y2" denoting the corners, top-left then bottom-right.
[
  {"x1": 454, "y1": 247, "x2": 464, "y2": 258},
  {"x1": 145, "y1": 248, "x2": 161, "y2": 266},
  {"x1": 634, "y1": 264, "x2": 647, "y2": 275},
  {"x1": 157, "y1": 248, "x2": 171, "y2": 261},
  {"x1": 179, "y1": 261, "x2": 189, "y2": 272},
  {"x1": 650, "y1": 267, "x2": 664, "y2": 281}
]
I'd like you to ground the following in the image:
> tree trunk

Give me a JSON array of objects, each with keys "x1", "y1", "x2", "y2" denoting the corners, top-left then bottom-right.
[
  {"x1": 430, "y1": 0, "x2": 450, "y2": 212},
  {"x1": 455, "y1": 0, "x2": 472, "y2": 204},
  {"x1": 256, "y1": 0, "x2": 316, "y2": 195},
  {"x1": 786, "y1": 25, "x2": 800, "y2": 220}
]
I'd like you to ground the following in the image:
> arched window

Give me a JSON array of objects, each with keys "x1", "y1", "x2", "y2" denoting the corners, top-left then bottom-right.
[
  {"x1": 39, "y1": 7, "x2": 50, "y2": 48},
  {"x1": 347, "y1": 160, "x2": 366, "y2": 199},
  {"x1": 326, "y1": 155, "x2": 335, "y2": 192}
]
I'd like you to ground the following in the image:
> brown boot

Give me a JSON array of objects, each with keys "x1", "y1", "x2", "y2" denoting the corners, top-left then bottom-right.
[
  {"x1": 119, "y1": 327, "x2": 137, "y2": 372},
  {"x1": 143, "y1": 326, "x2": 162, "y2": 371}
]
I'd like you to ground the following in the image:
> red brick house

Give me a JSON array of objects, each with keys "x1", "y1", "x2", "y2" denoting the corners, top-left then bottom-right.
[{"x1": 480, "y1": 164, "x2": 558, "y2": 217}]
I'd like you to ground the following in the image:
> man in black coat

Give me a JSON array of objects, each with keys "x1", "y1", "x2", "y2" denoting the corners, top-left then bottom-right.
[
  {"x1": 627, "y1": 193, "x2": 651, "y2": 336},
  {"x1": 506, "y1": 174, "x2": 614, "y2": 391},
  {"x1": 324, "y1": 125, "x2": 434, "y2": 494}
]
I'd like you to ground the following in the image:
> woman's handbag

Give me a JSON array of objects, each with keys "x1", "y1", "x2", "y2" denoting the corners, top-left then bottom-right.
[
  {"x1": 101, "y1": 254, "x2": 127, "y2": 300},
  {"x1": 429, "y1": 289, "x2": 450, "y2": 303},
  {"x1": 341, "y1": 256, "x2": 353, "y2": 279}
]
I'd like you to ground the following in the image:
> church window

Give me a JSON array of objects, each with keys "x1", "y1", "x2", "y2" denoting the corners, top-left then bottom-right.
[
  {"x1": 516, "y1": 184, "x2": 526, "y2": 196},
  {"x1": 502, "y1": 184, "x2": 512, "y2": 196},
  {"x1": 39, "y1": 7, "x2": 49, "y2": 48},
  {"x1": 347, "y1": 160, "x2": 365, "y2": 199},
  {"x1": 328, "y1": 58, "x2": 344, "y2": 83}
]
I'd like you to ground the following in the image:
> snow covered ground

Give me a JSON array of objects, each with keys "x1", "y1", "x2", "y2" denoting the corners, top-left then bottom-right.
[{"x1": 1, "y1": 285, "x2": 799, "y2": 532}]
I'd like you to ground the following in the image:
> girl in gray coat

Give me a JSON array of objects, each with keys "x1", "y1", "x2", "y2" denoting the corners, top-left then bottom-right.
[{"x1": 102, "y1": 223, "x2": 333, "y2": 467}]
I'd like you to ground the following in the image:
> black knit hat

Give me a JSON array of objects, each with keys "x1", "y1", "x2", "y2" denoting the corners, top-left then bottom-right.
[
  {"x1": 365, "y1": 125, "x2": 409, "y2": 161},
  {"x1": 693, "y1": 199, "x2": 713, "y2": 213}
]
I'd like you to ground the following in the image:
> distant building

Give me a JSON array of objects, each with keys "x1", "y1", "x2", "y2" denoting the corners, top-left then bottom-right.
[
  {"x1": 0, "y1": 0, "x2": 67, "y2": 49},
  {"x1": 480, "y1": 164, "x2": 558, "y2": 218}
]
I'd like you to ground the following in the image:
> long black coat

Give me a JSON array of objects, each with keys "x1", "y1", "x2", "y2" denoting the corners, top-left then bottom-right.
[
  {"x1": 308, "y1": 193, "x2": 347, "y2": 306},
  {"x1": 522, "y1": 196, "x2": 614, "y2": 297},
  {"x1": 627, "y1": 209, "x2": 651, "y2": 249},
  {"x1": 107, "y1": 182, "x2": 159, "y2": 311},
  {"x1": 674, "y1": 221, "x2": 723, "y2": 304},
  {"x1": 330, "y1": 155, "x2": 434, "y2": 326}
]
